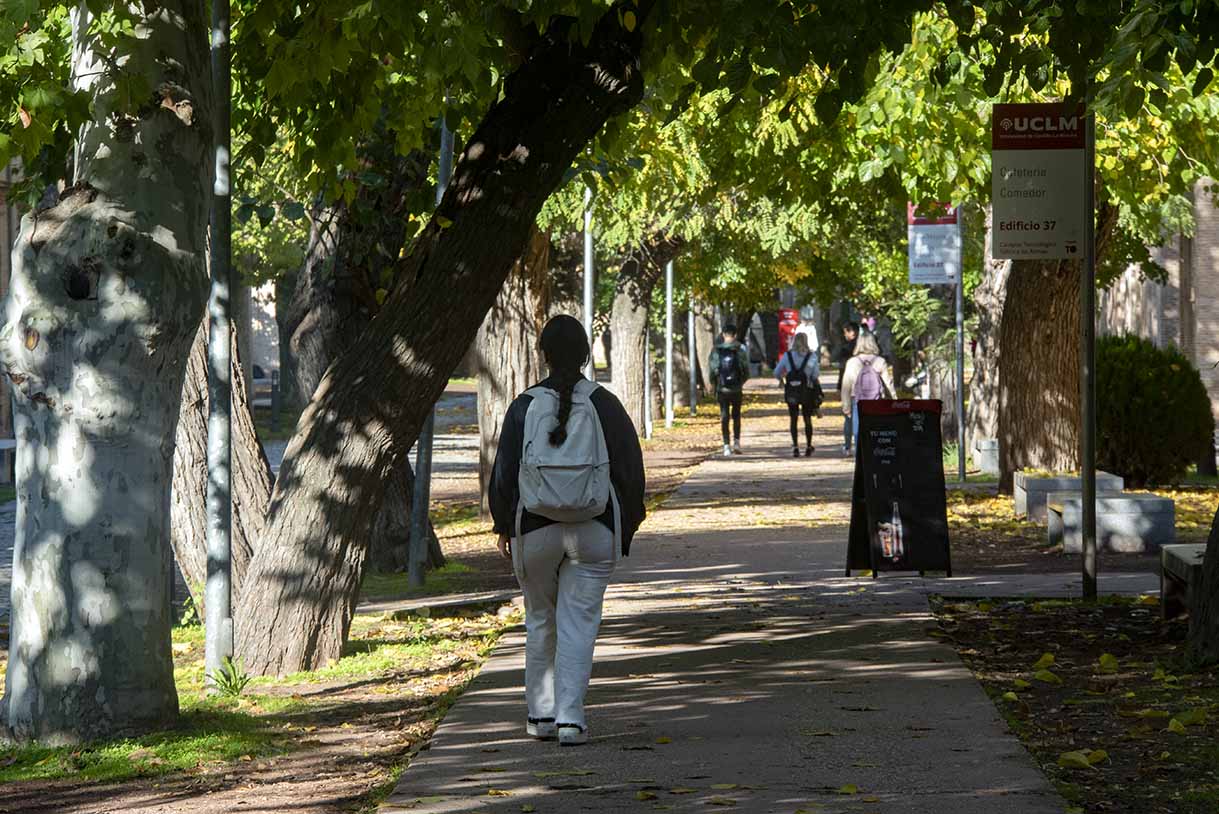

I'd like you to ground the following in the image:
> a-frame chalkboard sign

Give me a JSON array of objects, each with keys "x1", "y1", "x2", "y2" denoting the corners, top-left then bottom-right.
[{"x1": 846, "y1": 400, "x2": 952, "y2": 577}]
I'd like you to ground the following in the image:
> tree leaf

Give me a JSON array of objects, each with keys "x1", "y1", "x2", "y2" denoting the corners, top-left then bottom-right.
[
  {"x1": 1034, "y1": 669, "x2": 1062, "y2": 684},
  {"x1": 1032, "y1": 652, "x2": 1055, "y2": 670},
  {"x1": 1057, "y1": 750, "x2": 1095, "y2": 770},
  {"x1": 1097, "y1": 653, "x2": 1119, "y2": 674}
]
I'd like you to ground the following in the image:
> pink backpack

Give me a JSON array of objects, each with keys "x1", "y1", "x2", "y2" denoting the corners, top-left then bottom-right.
[{"x1": 854, "y1": 356, "x2": 885, "y2": 402}]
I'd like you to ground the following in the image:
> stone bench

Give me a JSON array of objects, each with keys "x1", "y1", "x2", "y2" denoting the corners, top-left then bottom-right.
[
  {"x1": 1161, "y1": 544, "x2": 1205, "y2": 620},
  {"x1": 1015, "y1": 470, "x2": 1124, "y2": 522},
  {"x1": 1047, "y1": 491, "x2": 1175, "y2": 554}
]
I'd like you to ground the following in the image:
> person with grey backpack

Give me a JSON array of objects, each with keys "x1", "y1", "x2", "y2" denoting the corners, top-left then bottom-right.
[
  {"x1": 488, "y1": 315, "x2": 646, "y2": 746},
  {"x1": 840, "y1": 331, "x2": 895, "y2": 456}
]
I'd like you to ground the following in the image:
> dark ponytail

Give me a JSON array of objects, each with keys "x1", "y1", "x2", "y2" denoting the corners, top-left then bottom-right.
[{"x1": 539, "y1": 315, "x2": 590, "y2": 447}]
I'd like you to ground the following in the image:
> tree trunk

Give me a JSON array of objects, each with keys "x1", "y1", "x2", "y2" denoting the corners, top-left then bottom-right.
[
  {"x1": 0, "y1": 1, "x2": 211, "y2": 742},
  {"x1": 609, "y1": 255, "x2": 657, "y2": 432},
  {"x1": 281, "y1": 207, "x2": 342, "y2": 406},
  {"x1": 759, "y1": 308, "x2": 779, "y2": 367},
  {"x1": 235, "y1": 7, "x2": 647, "y2": 676},
  {"x1": 967, "y1": 206, "x2": 1012, "y2": 447},
  {"x1": 609, "y1": 235, "x2": 683, "y2": 431},
  {"x1": 169, "y1": 319, "x2": 272, "y2": 609},
  {"x1": 1188, "y1": 506, "x2": 1219, "y2": 665},
  {"x1": 694, "y1": 302, "x2": 716, "y2": 395},
  {"x1": 997, "y1": 260, "x2": 1080, "y2": 491},
  {"x1": 672, "y1": 314, "x2": 693, "y2": 410},
  {"x1": 477, "y1": 228, "x2": 552, "y2": 517},
  {"x1": 928, "y1": 349, "x2": 960, "y2": 443}
]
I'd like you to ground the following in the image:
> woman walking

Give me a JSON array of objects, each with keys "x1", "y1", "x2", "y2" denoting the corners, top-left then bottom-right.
[
  {"x1": 840, "y1": 332, "x2": 895, "y2": 455},
  {"x1": 774, "y1": 332, "x2": 822, "y2": 457},
  {"x1": 488, "y1": 315, "x2": 646, "y2": 746}
]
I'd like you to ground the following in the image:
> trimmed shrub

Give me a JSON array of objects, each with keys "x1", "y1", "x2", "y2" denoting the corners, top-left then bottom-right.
[{"x1": 1097, "y1": 334, "x2": 1214, "y2": 486}]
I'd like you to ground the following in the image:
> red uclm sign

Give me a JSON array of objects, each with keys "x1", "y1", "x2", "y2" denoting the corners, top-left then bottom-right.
[{"x1": 992, "y1": 103, "x2": 1085, "y2": 150}]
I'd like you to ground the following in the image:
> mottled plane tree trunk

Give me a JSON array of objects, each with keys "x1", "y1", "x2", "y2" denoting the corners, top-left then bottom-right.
[
  {"x1": 609, "y1": 234, "x2": 683, "y2": 431},
  {"x1": 0, "y1": 1, "x2": 212, "y2": 742}
]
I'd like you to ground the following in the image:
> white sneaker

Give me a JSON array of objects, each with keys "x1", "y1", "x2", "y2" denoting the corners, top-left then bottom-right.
[
  {"x1": 527, "y1": 718, "x2": 557, "y2": 740},
  {"x1": 732, "y1": 441, "x2": 742, "y2": 454},
  {"x1": 558, "y1": 723, "x2": 588, "y2": 746},
  {"x1": 723, "y1": 444, "x2": 732, "y2": 457}
]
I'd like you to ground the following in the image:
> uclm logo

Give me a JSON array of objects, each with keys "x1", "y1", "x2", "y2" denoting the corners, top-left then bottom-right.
[{"x1": 1001, "y1": 115, "x2": 1079, "y2": 133}]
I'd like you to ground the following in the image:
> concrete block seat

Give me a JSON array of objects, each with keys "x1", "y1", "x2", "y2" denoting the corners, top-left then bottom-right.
[
  {"x1": 1161, "y1": 544, "x2": 1206, "y2": 620},
  {"x1": 1046, "y1": 491, "x2": 1175, "y2": 554},
  {"x1": 1014, "y1": 470, "x2": 1124, "y2": 522}
]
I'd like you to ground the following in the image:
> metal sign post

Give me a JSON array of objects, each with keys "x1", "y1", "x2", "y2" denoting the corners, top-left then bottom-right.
[
  {"x1": 583, "y1": 188, "x2": 595, "y2": 380},
  {"x1": 956, "y1": 215, "x2": 966, "y2": 483},
  {"x1": 990, "y1": 101, "x2": 1094, "y2": 598},
  {"x1": 664, "y1": 260, "x2": 674, "y2": 428},
  {"x1": 1081, "y1": 112, "x2": 1098, "y2": 600},
  {"x1": 688, "y1": 307, "x2": 697, "y2": 416},
  {"x1": 643, "y1": 332, "x2": 653, "y2": 439},
  {"x1": 407, "y1": 118, "x2": 454, "y2": 589}
]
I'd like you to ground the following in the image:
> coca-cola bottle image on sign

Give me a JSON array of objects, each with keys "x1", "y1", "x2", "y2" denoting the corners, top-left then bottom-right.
[{"x1": 890, "y1": 500, "x2": 904, "y2": 560}]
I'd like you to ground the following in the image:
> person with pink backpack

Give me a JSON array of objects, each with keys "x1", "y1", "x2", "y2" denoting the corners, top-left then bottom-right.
[{"x1": 840, "y1": 332, "x2": 895, "y2": 456}]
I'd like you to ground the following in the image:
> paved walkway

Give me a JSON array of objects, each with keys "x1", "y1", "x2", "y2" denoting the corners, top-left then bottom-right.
[{"x1": 383, "y1": 388, "x2": 1154, "y2": 813}]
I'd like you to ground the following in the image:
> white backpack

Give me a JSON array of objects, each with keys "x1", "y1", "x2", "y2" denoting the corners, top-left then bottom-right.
[{"x1": 518, "y1": 379, "x2": 611, "y2": 523}]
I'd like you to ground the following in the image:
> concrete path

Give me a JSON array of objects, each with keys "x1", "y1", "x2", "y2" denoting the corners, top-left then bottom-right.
[{"x1": 382, "y1": 389, "x2": 1153, "y2": 813}]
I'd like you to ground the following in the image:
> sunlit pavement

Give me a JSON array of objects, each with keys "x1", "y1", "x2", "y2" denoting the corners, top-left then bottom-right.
[{"x1": 382, "y1": 381, "x2": 1152, "y2": 813}]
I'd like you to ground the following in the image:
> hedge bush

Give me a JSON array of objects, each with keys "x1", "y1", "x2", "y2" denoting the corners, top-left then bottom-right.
[{"x1": 1097, "y1": 334, "x2": 1214, "y2": 486}]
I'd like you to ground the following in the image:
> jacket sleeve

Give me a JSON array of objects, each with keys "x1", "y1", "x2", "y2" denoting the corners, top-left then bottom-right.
[
  {"x1": 738, "y1": 346, "x2": 751, "y2": 383},
  {"x1": 591, "y1": 387, "x2": 646, "y2": 550},
  {"x1": 488, "y1": 394, "x2": 532, "y2": 536},
  {"x1": 773, "y1": 353, "x2": 790, "y2": 380},
  {"x1": 707, "y1": 347, "x2": 719, "y2": 387}
]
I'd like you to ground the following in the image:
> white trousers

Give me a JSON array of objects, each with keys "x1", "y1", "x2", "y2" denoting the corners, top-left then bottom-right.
[{"x1": 512, "y1": 519, "x2": 616, "y2": 728}]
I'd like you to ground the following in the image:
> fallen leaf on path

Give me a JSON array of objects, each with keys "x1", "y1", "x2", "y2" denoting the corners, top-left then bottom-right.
[
  {"x1": 1034, "y1": 669, "x2": 1062, "y2": 685},
  {"x1": 521, "y1": 806, "x2": 536, "y2": 813},
  {"x1": 636, "y1": 790, "x2": 658, "y2": 801},
  {"x1": 1168, "y1": 718, "x2": 1187, "y2": 734},
  {"x1": 488, "y1": 788, "x2": 512, "y2": 797},
  {"x1": 655, "y1": 737, "x2": 673, "y2": 744},
  {"x1": 710, "y1": 783, "x2": 739, "y2": 790},
  {"x1": 1032, "y1": 652, "x2": 1056, "y2": 670},
  {"x1": 837, "y1": 784, "x2": 859, "y2": 794},
  {"x1": 1097, "y1": 653, "x2": 1119, "y2": 674},
  {"x1": 1057, "y1": 751, "x2": 1095, "y2": 770}
]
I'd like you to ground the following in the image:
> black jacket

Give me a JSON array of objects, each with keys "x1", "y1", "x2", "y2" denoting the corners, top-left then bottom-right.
[{"x1": 488, "y1": 377, "x2": 647, "y2": 555}]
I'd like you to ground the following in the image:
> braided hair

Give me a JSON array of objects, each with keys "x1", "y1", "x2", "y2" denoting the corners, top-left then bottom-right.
[{"x1": 539, "y1": 315, "x2": 591, "y2": 447}]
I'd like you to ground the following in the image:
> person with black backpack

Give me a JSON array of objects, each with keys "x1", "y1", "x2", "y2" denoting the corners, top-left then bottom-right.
[
  {"x1": 488, "y1": 315, "x2": 646, "y2": 747},
  {"x1": 708, "y1": 324, "x2": 750, "y2": 456},
  {"x1": 773, "y1": 332, "x2": 823, "y2": 457}
]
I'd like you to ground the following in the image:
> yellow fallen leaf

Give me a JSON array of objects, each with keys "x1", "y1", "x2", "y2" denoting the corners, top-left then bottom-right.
[
  {"x1": 837, "y1": 784, "x2": 859, "y2": 795},
  {"x1": 1002, "y1": 692, "x2": 1019, "y2": 702},
  {"x1": 862, "y1": 796, "x2": 880, "y2": 802},
  {"x1": 1086, "y1": 749, "x2": 1108, "y2": 766},
  {"x1": 488, "y1": 788, "x2": 512, "y2": 797},
  {"x1": 1013, "y1": 679, "x2": 1032, "y2": 690},
  {"x1": 710, "y1": 784, "x2": 738, "y2": 790},
  {"x1": 521, "y1": 806, "x2": 536, "y2": 813},
  {"x1": 669, "y1": 787, "x2": 698, "y2": 794},
  {"x1": 1174, "y1": 708, "x2": 1208, "y2": 726},
  {"x1": 1137, "y1": 594, "x2": 1159, "y2": 606},
  {"x1": 636, "y1": 790, "x2": 658, "y2": 801},
  {"x1": 1168, "y1": 718, "x2": 1187, "y2": 734},
  {"x1": 1057, "y1": 751, "x2": 1094, "y2": 770},
  {"x1": 1032, "y1": 652, "x2": 1055, "y2": 670}
]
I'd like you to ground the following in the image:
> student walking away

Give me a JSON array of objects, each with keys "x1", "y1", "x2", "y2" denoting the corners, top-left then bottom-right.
[
  {"x1": 840, "y1": 331, "x2": 895, "y2": 456},
  {"x1": 709, "y1": 324, "x2": 750, "y2": 456},
  {"x1": 488, "y1": 315, "x2": 646, "y2": 747},
  {"x1": 774, "y1": 333, "x2": 823, "y2": 457},
  {"x1": 836, "y1": 322, "x2": 859, "y2": 451},
  {"x1": 794, "y1": 306, "x2": 820, "y2": 358}
]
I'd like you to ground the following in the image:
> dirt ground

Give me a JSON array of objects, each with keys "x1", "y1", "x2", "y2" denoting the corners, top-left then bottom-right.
[{"x1": 934, "y1": 596, "x2": 1219, "y2": 814}]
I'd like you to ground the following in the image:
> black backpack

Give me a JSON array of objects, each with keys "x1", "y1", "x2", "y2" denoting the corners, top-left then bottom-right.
[
  {"x1": 717, "y1": 347, "x2": 742, "y2": 391},
  {"x1": 784, "y1": 351, "x2": 823, "y2": 408}
]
